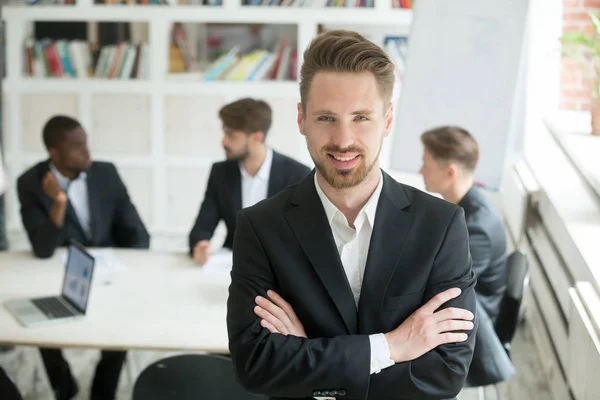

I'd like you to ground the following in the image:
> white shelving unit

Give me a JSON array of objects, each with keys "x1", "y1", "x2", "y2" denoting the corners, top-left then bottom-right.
[{"x1": 2, "y1": 1, "x2": 413, "y2": 250}]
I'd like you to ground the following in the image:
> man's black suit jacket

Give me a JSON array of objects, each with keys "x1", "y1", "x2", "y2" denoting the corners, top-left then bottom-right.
[
  {"x1": 227, "y1": 171, "x2": 478, "y2": 400},
  {"x1": 188, "y1": 151, "x2": 310, "y2": 252},
  {"x1": 458, "y1": 185, "x2": 507, "y2": 323},
  {"x1": 17, "y1": 160, "x2": 150, "y2": 258}
]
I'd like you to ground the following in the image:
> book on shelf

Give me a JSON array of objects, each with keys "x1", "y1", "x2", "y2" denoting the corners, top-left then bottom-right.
[
  {"x1": 23, "y1": 0, "x2": 76, "y2": 5},
  {"x1": 24, "y1": 39, "x2": 149, "y2": 80},
  {"x1": 242, "y1": 0, "x2": 375, "y2": 7},
  {"x1": 167, "y1": 22, "x2": 297, "y2": 81},
  {"x1": 168, "y1": 38, "x2": 297, "y2": 81},
  {"x1": 94, "y1": 42, "x2": 149, "y2": 79},
  {"x1": 94, "y1": 0, "x2": 221, "y2": 4},
  {"x1": 392, "y1": 0, "x2": 413, "y2": 8}
]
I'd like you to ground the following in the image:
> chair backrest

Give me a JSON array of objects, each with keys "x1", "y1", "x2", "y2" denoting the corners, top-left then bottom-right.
[
  {"x1": 494, "y1": 250, "x2": 530, "y2": 349},
  {"x1": 132, "y1": 353, "x2": 268, "y2": 400},
  {"x1": 0, "y1": 367, "x2": 23, "y2": 400}
]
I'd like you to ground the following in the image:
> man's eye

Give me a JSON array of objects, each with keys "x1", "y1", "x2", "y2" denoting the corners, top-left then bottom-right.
[{"x1": 318, "y1": 116, "x2": 334, "y2": 121}]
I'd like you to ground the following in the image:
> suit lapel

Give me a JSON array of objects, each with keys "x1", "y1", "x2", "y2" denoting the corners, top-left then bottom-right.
[
  {"x1": 284, "y1": 173, "x2": 358, "y2": 334},
  {"x1": 85, "y1": 166, "x2": 100, "y2": 244},
  {"x1": 38, "y1": 161, "x2": 55, "y2": 214},
  {"x1": 267, "y1": 152, "x2": 284, "y2": 197},
  {"x1": 358, "y1": 173, "x2": 414, "y2": 334}
]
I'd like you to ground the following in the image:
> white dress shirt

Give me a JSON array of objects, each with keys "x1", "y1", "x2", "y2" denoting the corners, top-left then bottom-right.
[
  {"x1": 50, "y1": 164, "x2": 91, "y2": 238},
  {"x1": 240, "y1": 148, "x2": 273, "y2": 209},
  {"x1": 314, "y1": 170, "x2": 394, "y2": 395}
]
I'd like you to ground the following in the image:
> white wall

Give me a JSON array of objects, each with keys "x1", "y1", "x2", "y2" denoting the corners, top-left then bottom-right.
[{"x1": 523, "y1": 0, "x2": 562, "y2": 146}]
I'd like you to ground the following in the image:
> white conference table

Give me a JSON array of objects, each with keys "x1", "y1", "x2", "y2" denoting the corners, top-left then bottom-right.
[{"x1": 0, "y1": 248, "x2": 232, "y2": 353}]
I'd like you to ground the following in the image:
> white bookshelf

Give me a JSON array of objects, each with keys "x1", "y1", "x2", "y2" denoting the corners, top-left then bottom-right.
[{"x1": 2, "y1": 1, "x2": 413, "y2": 251}]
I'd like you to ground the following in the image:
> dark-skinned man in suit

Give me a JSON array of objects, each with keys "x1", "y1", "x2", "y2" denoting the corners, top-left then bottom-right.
[{"x1": 17, "y1": 115, "x2": 149, "y2": 400}]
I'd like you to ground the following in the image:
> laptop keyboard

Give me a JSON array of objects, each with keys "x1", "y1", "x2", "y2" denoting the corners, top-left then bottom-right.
[{"x1": 32, "y1": 297, "x2": 76, "y2": 318}]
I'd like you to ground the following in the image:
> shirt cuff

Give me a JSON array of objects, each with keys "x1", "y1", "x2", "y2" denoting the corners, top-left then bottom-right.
[{"x1": 369, "y1": 333, "x2": 395, "y2": 375}]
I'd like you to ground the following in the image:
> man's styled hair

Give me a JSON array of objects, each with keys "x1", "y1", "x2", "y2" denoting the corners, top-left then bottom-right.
[
  {"x1": 42, "y1": 115, "x2": 82, "y2": 150},
  {"x1": 299, "y1": 29, "x2": 396, "y2": 111},
  {"x1": 218, "y1": 98, "x2": 272, "y2": 138},
  {"x1": 420, "y1": 126, "x2": 480, "y2": 172}
]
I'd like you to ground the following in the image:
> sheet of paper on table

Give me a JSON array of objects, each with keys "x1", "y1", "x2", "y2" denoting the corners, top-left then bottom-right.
[
  {"x1": 60, "y1": 248, "x2": 125, "y2": 272},
  {"x1": 200, "y1": 249, "x2": 233, "y2": 275}
]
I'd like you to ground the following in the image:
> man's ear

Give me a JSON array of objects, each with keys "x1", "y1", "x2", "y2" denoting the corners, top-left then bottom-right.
[
  {"x1": 447, "y1": 163, "x2": 458, "y2": 179},
  {"x1": 251, "y1": 131, "x2": 266, "y2": 144},
  {"x1": 297, "y1": 102, "x2": 305, "y2": 136},
  {"x1": 383, "y1": 102, "x2": 394, "y2": 138}
]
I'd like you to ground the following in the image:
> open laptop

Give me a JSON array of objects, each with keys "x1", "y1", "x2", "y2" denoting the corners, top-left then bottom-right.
[{"x1": 4, "y1": 241, "x2": 95, "y2": 328}]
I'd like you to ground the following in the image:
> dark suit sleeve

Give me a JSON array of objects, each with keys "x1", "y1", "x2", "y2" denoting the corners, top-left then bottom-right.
[
  {"x1": 368, "y1": 207, "x2": 478, "y2": 400},
  {"x1": 466, "y1": 222, "x2": 492, "y2": 280},
  {"x1": 17, "y1": 178, "x2": 63, "y2": 258},
  {"x1": 227, "y1": 211, "x2": 371, "y2": 399},
  {"x1": 110, "y1": 166, "x2": 150, "y2": 249},
  {"x1": 188, "y1": 165, "x2": 221, "y2": 253}
]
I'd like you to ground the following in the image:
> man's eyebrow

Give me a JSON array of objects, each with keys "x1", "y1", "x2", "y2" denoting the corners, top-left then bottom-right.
[
  {"x1": 312, "y1": 109, "x2": 337, "y2": 115},
  {"x1": 351, "y1": 109, "x2": 375, "y2": 115},
  {"x1": 311, "y1": 109, "x2": 375, "y2": 115}
]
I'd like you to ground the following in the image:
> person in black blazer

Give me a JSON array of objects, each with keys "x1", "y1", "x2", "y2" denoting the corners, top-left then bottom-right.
[
  {"x1": 419, "y1": 126, "x2": 508, "y2": 323},
  {"x1": 189, "y1": 98, "x2": 310, "y2": 264},
  {"x1": 17, "y1": 115, "x2": 150, "y2": 400},
  {"x1": 419, "y1": 126, "x2": 513, "y2": 387},
  {"x1": 227, "y1": 30, "x2": 478, "y2": 400}
]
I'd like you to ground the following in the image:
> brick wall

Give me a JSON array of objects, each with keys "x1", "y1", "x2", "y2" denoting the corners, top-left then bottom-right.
[{"x1": 561, "y1": 0, "x2": 600, "y2": 111}]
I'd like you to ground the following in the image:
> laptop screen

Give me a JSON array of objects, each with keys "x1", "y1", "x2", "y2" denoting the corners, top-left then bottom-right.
[{"x1": 61, "y1": 243, "x2": 95, "y2": 313}]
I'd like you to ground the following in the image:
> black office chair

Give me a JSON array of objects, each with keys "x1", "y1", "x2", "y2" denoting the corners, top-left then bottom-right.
[
  {"x1": 464, "y1": 250, "x2": 530, "y2": 400},
  {"x1": 0, "y1": 366, "x2": 23, "y2": 400},
  {"x1": 494, "y1": 250, "x2": 530, "y2": 358},
  {"x1": 132, "y1": 354, "x2": 268, "y2": 400}
]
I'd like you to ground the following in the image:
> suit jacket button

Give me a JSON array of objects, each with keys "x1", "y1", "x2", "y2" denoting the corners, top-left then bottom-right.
[
  {"x1": 312, "y1": 391, "x2": 321, "y2": 397},
  {"x1": 330, "y1": 390, "x2": 338, "y2": 396},
  {"x1": 338, "y1": 389, "x2": 347, "y2": 396},
  {"x1": 321, "y1": 390, "x2": 329, "y2": 396}
]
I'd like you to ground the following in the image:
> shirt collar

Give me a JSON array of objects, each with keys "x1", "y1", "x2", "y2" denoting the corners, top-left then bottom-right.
[
  {"x1": 49, "y1": 163, "x2": 87, "y2": 191},
  {"x1": 240, "y1": 148, "x2": 273, "y2": 180},
  {"x1": 314, "y1": 169, "x2": 384, "y2": 231}
]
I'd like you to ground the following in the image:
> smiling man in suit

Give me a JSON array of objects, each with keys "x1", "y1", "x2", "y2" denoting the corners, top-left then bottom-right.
[
  {"x1": 188, "y1": 97, "x2": 310, "y2": 265},
  {"x1": 227, "y1": 30, "x2": 478, "y2": 400},
  {"x1": 17, "y1": 115, "x2": 149, "y2": 400}
]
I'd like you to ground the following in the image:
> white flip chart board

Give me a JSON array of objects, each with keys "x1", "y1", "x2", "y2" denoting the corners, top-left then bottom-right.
[{"x1": 390, "y1": 0, "x2": 530, "y2": 189}]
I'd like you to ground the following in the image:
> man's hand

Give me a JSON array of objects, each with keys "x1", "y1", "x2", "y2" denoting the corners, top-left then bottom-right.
[
  {"x1": 385, "y1": 287, "x2": 475, "y2": 363},
  {"x1": 42, "y1": 171, "x2": 67, "y2": 204},
  {"x1": 43, "y1": 171, "x2": 68, "y2": 227},
  {"x1": 193, "y1": 240, "x2": 210, "y2": 265},
  {"x1": 254, "y1": 290, "x2": 307, "y2": 338}
]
